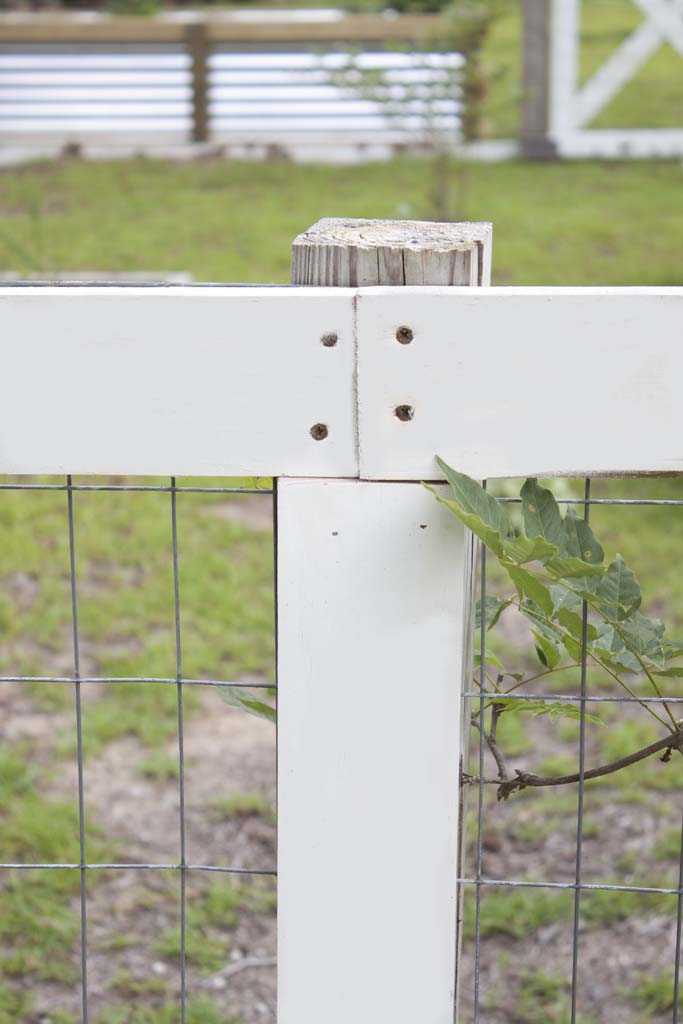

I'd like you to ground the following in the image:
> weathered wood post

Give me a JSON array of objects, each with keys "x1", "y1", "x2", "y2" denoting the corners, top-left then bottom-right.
[
  {"x1": 521, "y1": 0, "x2": 556, "y2": 159},
  {"x1": 279, "y1": 218, "x2": 492, "y2": 1024},
  {"x1": 291, "y1": 217, "x2": 492, "y2": 287},
  {"x1": 186, "y1": 22, "x2": 210, "y2": 144}
]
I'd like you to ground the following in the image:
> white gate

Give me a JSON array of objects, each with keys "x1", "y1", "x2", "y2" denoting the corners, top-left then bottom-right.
[{"x1": 523, "y1": 0, "x2": 683, "y2": 158}]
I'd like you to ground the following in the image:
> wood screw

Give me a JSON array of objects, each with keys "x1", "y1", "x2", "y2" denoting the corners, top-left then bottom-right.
[
  {"x1": 394, "y1": 405, "x2": 414, "y2": 422},
  {"x1": 310, "y1": 423, "x2": 329, "y2": 440},
  {"x1": 395, "y1": 326, "x2": 413, "y2": 344},
  {"x1": 321, "y1": 333, "x2": 338, "y2": 347}
]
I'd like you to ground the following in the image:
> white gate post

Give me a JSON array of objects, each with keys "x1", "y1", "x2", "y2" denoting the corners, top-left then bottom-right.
[{"x1": 277, "y1": 220, "x2": 492, "y2": 1024}]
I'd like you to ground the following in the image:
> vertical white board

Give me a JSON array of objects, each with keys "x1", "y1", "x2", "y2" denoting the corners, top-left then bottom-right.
[
  {"x1": 277, "y1": 478, "x2": 467, "y2": 1024},
  {"x1": 550, "y1": 0, "x2": 579, "y2": 138}
]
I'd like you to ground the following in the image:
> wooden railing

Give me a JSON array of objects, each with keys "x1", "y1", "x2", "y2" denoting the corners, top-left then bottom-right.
[{"x1": 0, "y1": 12, "x2": 458, "y2": 151}]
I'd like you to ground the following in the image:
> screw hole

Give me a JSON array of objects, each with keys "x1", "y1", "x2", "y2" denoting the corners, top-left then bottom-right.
[
  {"x1": 396, "y1": 326, "x2": 413, "y2": 345},
  {"x1": 394, "y1": 405, "x2": 414, "y2": 422},
  {"x1": 310, "y1": 423, "x2": 329, "y2": 440},
  {"x1": 321, "y1": 333, "x2": 338, "y2": 347}
]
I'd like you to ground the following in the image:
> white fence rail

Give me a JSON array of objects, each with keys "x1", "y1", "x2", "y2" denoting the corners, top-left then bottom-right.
[
  {"x1": 3, "y1": 219, "x2": 682, "y2": 1021},
  {"x1": 4, "y1": 283, "x2": 683, "y2": 480}
]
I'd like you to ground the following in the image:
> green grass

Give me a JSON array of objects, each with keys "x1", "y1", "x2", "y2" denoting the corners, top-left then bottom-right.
[
  {"x1": 0, "y1": 481, "x2": 274, "y2": 753},
  {"x1": 516, "y1": 969, "x2": 596, "y2": 1024},
  {"x1": 629, "y1": 971, "x2": 682, "y2": 1015},
  {"x1": 209, "y1": 791, "x2": 273, "y2": 821},
  {"x1": 580, "y1": 885, "x2": 671, "y2": 927},
  {"x1": 0, "y1": 983, "x2": 32, "y2": 1024},
  {"x1": 154, "y1": 876, "x2": 273, "y2": 975},
  {"x1": 137, "y1": 751, "x2": 180, "y2": 781},
  {"x1": 95, "y1": 999, "x2": 237, "y2": 1024},
  {"x1": 2, "y1": 158, "x2": 683, "y2": 288},
  {"x1": 463, "y1": 885, "x2": 573, "y2": 941},
  {"x1": 0, "y1": 744, "x2": 114, "y2": 990}
]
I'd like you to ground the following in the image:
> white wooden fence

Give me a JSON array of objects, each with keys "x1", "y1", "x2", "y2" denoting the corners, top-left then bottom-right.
[
  {"x1": 3, "y1": 219, "x2": 683, "y2": 1021},
  {"x1": 0, "y1": 15, "x2": 462, "y2": 161},
  {"x1": 523, "y1": 0, "x2": 683, "y2": 159}
]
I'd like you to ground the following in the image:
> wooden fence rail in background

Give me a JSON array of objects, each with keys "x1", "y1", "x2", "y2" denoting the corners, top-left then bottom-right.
[{"x1": 0, "y1": 13, "x2": 460, "y2": 156}]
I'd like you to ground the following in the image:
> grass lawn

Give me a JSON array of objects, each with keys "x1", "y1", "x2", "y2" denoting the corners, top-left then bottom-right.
[{"x1": 1, "y1": 157, "x2": 682, "y2": 286}]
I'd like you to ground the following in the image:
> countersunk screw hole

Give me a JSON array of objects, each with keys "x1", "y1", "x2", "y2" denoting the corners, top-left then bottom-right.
[
  {"x1": 396, "y1": 326, "x2": 413, "y2": 344},
  {"x1": 321, "y1": 333, "x2": 338, "y2": 347},
  {"x1": 395, "y1": 405, "x2": 414, "y2": 422},
  {"x1": 310, "y1": 423, "x2": 329, "y2": 441}
]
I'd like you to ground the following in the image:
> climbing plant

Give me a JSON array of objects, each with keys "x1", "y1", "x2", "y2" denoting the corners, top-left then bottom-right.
[{"x1": 428, "y1": 458, "x2": 683, "y2": 800}]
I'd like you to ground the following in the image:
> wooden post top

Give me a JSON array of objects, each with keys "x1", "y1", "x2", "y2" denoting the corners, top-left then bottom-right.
[{"x1": 291, "y1": 218, "x2": 493, "y2": 287}]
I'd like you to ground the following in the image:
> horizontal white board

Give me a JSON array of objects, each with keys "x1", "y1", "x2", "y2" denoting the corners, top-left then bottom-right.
[
  {"x1": 0, "y1": 86, "x2": 191, "y2": 101},
  {"x1": 210, "y1": 68, "x2": 454, "y2": 85},
  {"x1": 0, "y1": 102, "x2": 192, "y2": 116},
  {"x1": 0, "y1": 71, "x2": 187, "y2": 86},
  {"x1": 210, "y1": 51, "x2": 463, "y2": 69},
  {"x1": 0, "y1": 118, "x2": 191, "y2": 132},
  {"x1": 0, "y1": 287, "x2": 357, "y2": 478},
  {"x1": 356, "y1": 286, "x2": 683, "y2": 480},
  {"x1": 0, "y1": 54, "x2": 189, "y2": 70}
]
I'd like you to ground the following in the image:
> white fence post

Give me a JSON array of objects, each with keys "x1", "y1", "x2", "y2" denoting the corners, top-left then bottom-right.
[{"x1": 278, "y1": 219, "x2": 492, "y2": 1023}]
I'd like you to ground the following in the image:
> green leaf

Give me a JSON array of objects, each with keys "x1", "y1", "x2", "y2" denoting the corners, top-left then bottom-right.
[
  {"x1": 545, "y1": 557, "x2": 605, "y2": 579},
  {"x1": 501, "y1": 534, "x2": 559, "y2": 565},
  {"x1": 562, "y1": 507, "x2": 604, "y2": 564},
  {"x1": 520, "y1": 478, "x2": 564, "y2": 547},
  {"x1": 476, "y1": 596, "x2": 506, "y2": 630},
  {"x1": 562, "y1": 634, "x2": 582, "y2": 661},
  {"x1": 473, "y1": 651, "x2": 506, "y2": 671},
  {"x1": 653, "y1": 666, "x2": 683, "y2": 678},
  {"x1": 592, "y1": 622, "x2": 641, "y2": 673},
  {"x1": 501, "y1": 698, "x2": 604, "y2": 727},
  {"x1": 619, "y1": 612, "x2": 665, "y2": 659},
  {"x1": 556, "y1": 606, "x2": 597, "y2": 643},
  {"x1": 595, "y1": 555, "x2": 642, "y2": 620},
  {"x1": 549, "y1": 585, "x2": 582, "y2": 613},
  {"x1": 218, "y1": 687, "x2": 276, "y2": 724},
  {"x1": 520, "y1": 601, "x2": 564, "y2": 642},
  {"x1": 532, "y1": 630, "x2": 560, "y2": 669},
  {"x1": 425, "y1": 486, "x2": 506, "y2": 557},
  {"x1": 662, "y1": 641, "x2": 683, "y2": 661},
  {"x1": 435, "y1": 458, "x2": 507, "y2": 536},
  {"x1": 505, "y1": 563, "x2": 554, "y2": 617}
]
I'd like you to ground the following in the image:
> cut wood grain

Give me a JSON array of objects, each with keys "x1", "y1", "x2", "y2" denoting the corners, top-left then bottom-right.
[{"x1": 291, "y1": 217, "x2": 492, "y2": 287}]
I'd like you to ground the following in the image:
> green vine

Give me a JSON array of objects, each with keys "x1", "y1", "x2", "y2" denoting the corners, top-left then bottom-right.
[{"x1": 427, "y1": 458, "x2": 683, "y2": 799}]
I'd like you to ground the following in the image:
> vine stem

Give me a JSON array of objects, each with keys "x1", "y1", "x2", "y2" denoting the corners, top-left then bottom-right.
[{"x1": 463, "y1": 726, "x2": 683, "y2": 801}]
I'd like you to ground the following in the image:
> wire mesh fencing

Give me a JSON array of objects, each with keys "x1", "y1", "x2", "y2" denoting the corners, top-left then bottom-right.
[
  {"x1": 458, "y1": 476, "x2": 683, "y2": 1024},
  {"x1": 0, "y1": 475, "x2": 277, "y2": 1024},
  {"x1": 5, "y1": 471, "x2": 683, "y2": 1023}
]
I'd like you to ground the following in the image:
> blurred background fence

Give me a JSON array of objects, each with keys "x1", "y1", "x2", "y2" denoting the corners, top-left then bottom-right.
[
  {"x1": 2, "y1": 1, "x2": 683, "y2": 163},
  {"x1": 0, "y1": 12, "x2": 463, "y2": 161}
]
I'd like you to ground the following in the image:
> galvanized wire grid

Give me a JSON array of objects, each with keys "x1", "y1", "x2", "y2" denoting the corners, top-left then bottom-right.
[
  {"x1": 0, "y1": 475, "x2": 277, "y2": 1024},
  {"x1": 461, "y1": 479, "x2": 683, "y2": 1024}
]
